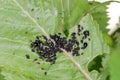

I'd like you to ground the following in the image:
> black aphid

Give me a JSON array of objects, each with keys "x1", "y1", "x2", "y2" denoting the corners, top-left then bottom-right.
[
  {"x1": 31, "y1": 8, "x2": 34, "y2": 11},
  {"x1": 81, "y1": 53, "x2": 83, "y2": 55},
  {"x1": 33, "y1": 58, "x2": 38, "y2": 61},
  {"x1": 78, "y1": 25, "x2": 81, "y2": 32},
  {"x1": 72, "y1": 47, "x2": 80, "y2": 56},
  {"x1": 37, "y1": 17, "x2": 39, "y2": 20},
  {"x1": 88, "y1": 38, "x2": 90, "y2": 41},
  {"x1": 25, "y1": 31, "x2": 28, "y2": 34},
  {"x1": 44, "y1": 72, "x2": 47, "y2": 75},
  {"x1": 31, "y1": 49, "x2": 35, "y2": 52},
  {"x1": 81, "y1": 42, "x2": 88, "y2": 49},
  {"x1": 36, "y1": 62, "x2": 40, "y2": 64},
  {"x1": 78, "y1": 24, "x2": 80, "y2": 28},
  {"x1": 81, "y1": 40, "x2": 83, "y2": 43},
  {"x1": 30, "y1": 24, "x2": 90, "y2": 64},
  {"x1": 83, "y1": 30, "x2": 89, "y2": 38},
  {"x1": 58, "y1": 33, "x2": 61, "y2": 35},
  {"x1": 25, "y1": 54, "x2": 30, "y2": 59}
]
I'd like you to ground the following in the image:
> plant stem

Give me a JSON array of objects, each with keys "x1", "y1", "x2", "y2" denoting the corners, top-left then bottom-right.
[{"x1": 60, "y1": 48, "x2": 92, "y2": 80}]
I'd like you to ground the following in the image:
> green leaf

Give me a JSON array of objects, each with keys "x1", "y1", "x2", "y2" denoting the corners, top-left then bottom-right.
[
  {"x1": 109, "y1": 21, "x2": 120, "y2": 80},
  {"x1": 0, "y1": 67, "x2": 5, "y2": 80},
  {"x1": 88, "y1": 1, "x2": 110, "y2": 31},
  {"x1": 0, "y1": 0, "x2": 110, "y2": 80},
  {"x1": 68, "y1": 14, "x2": 110, "y2": 80},
  {"x1": 110, "y1": 49, "x2": 120, "y2": 80},
  {"x1": 0, "y1": 0, "x2": 57, "y2": 80},
  {"x1": 54, "y1": 0, "x2": 89, "y2": 35},
  {"x1": 88, "y1": 1, "x2": 113, "y2": 46},
  {"x1": 109, "y1": 46, "x2": 120, "y2": 80}
]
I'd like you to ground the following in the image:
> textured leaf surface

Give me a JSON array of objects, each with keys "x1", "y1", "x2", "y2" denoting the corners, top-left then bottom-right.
[
  {"x1": 54, "y1": 0, "x2": 89, "y2": 35},
  {"x1": 88, "y1": 1, "x2": 110, "y2": 30},
  {"x1": 68, "y1": 14, "x2": 110, "y2": 80},
  {"x1": 88, "y1": 1, "x2": 113, "y2": 46},
  {"x1": 0, "y1": 0, "x2": 110, "y2": 80}
]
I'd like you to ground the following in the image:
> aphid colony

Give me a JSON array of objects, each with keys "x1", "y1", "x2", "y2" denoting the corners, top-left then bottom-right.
[{"x1": 29, "y1": 25, "x2": 90, "y2": 64}]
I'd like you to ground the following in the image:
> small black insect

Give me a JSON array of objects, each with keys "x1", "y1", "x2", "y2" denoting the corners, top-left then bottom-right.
[
  {"x1": 36, "y1": 36, "x2": 40, "y2": 39},
  {"x1": 81, "y1": 53, "x2": 84, "y2": 55},
  {"x1": 31, "y1": 49, "x2": 35, "y2": 52},
  {"x1": 37, "y1": 17, "x2": 39, "y2": 20},
  {"x1": 36, "y1": 62, "x2": 40, "y2": 64},
  {"x1": 41, "y1": 68, "x2": 44, "y2": 70},
  {"x1": 30, "y1": 24, "x2": 90, "y2": 64},
  {"x1": 31, "y1": 8, "x2": 34, "y2": 11},
  {"x1": 25, "y1": 54, "x2": 30, "y2": 59},
  {"x1": 83, "y1": 30, "x2": 89, "y2": 38},
  {"x1": 81, "y1": 42, "x2": 88, "y2": 49},
  {"x1": 81, "y1": 40, "x2": 83, "y2": 43},
  {"x1": 44, "y1": 72, "x2": 47, "y2": 75},
  {"x1": 42, "y1": 35, "x2": 48, "y2": 41},
  {"x1": 81, "y1": 27, "x2": 83, "y2": 30},
  {"x1": 25, "y1": 31, "x2": 28, "y2": 34},
  {"x1": 71, "y1": 32, "x2": 76, "y2": 36},
  {"x1": 78, "y1": 24, "x2": 80, "y2": 29},
  {"x1": 33, "y1": 58, "x2": 38, "y2": 61},
  {"x1": 88, "y1": 38, "x2": 91, "y2": 41},
  {"x1": 58, "y1": 33, "x2": 62, "y2": 35}
]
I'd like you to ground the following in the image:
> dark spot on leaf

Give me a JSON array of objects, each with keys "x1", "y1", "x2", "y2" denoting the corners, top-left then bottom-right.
[
  {"x1": 25, "y1": 32, "x2": 28, "y2": 34},
  {"x1": 88, "y1": 38, "x2": 90, "y2": 41},
  {"x1": 78, "y1": 25, "x2": 81, "y2": 33},
  {"x1": 36, "y1": 62, "x2": 40, "y2": 64},
  {"x1": 31, "y1": 49, "x2": 35, "y2": 52},
  {"x1": 37, "y1": 17, "x2": 39, "y2": 20},
  {"x1": 78, "y1": 24, "x2": 80, "y2": 28},
  {"x1": 30, "y1": 24, "x2": 90, "y2": 64},
  {"x1": 83, "y1": 30, "x2": 89, "y2": 38},
  {"x1": 58, "y1": 33, "x2": 61, "y2": 35},
  {"x1": 81, "y1": 42, "x2": 88, "y2": 49},
  {"x1": 81, "y1": 40, "x2": 83, "y2": 43},
  {"x1": 25, "y1": 54, "x2": 30, "y2": 59},
  {"x1": 106, "y1": 75, "x2": 110, "y2": 80},
  {"x1": 89, "y1": 2, "x2": 93, "y2": 5},
  {"x1": 41, "y1": 68, "x2": 44, "y2": 70},
  {"x1": 33, "y1": 58, "x2": 38, "y2": 61},
  {"x1": 64, "y1": 29, "x2": 69, "y2": 37},
  {"x1": 82, "y1": 36, "x2": 85, "y2": 40},
  {"x1": 44, "y1": 72, "x2": 47, "y2": 75},
  {"x1": 88, "y1": 55, "x2": 103, "y2": 72},
  {"x1": 31, "y1": 8, "x2": 34, "y2": 11},
  {"x1": 81, "y1": 53, "x2": 83, "y2": 55}
]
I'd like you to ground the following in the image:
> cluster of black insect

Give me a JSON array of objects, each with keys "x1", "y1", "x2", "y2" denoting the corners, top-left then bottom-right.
[{"x1": 29, "y1": 25, "x2": 90, "y2": 64}]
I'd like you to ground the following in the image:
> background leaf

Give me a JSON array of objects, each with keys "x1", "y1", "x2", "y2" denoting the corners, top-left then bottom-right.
[
  {"x1": 0, "y1": 67, "x2": 5, "y2": 80},
  {"x1": 88, "y1": 1, "x2": 113, "y2": 46},
  {"x1": 109, "y1": 20, "x2": 120, "y2": 80},
  {"x1": 88, "y1": 1, "x2": 110, "y2": 31}
]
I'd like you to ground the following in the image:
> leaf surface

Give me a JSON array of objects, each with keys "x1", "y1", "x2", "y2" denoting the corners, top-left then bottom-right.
[{"x1": 0, "y1": 0, "x2": 110, "y2": 80}]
